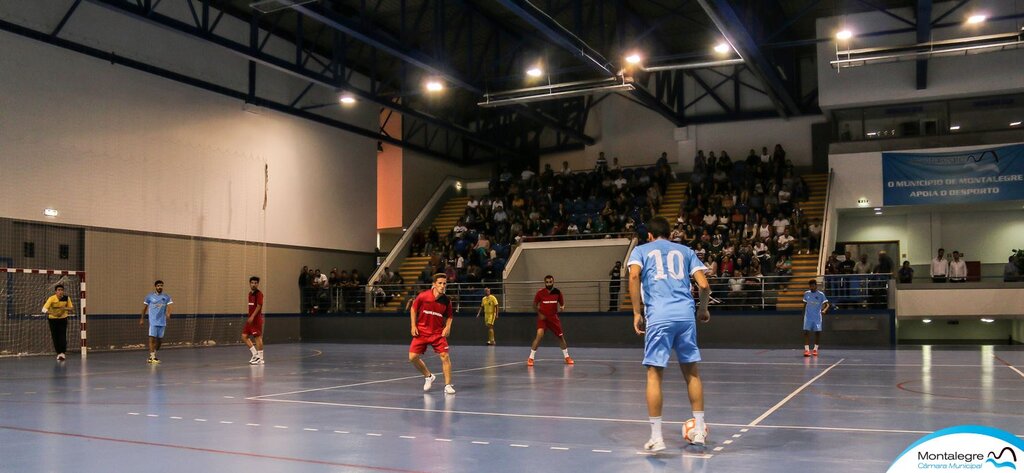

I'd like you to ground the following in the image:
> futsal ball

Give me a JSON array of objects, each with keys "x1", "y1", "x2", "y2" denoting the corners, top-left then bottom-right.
[{"x1": 682, "y1": 418, "x2": 709, "y2": 443}]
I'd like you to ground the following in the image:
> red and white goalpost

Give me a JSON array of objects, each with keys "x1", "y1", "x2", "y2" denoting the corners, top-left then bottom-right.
[{"x1": 0, "y1": 268, "x2": 87, "y2": 358}]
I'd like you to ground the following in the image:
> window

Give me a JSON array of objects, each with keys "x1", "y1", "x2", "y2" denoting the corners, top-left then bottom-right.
[
  {"x1": 59, "y1": 244, "x2": 69, "y2": 260},
  {"x1": 23, "y1": 242, "x2": 35, "y2": 258}
]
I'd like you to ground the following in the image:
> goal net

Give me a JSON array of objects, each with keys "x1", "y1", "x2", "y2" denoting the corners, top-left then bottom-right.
[{"x1": 0, "y1": 269, "x2": 85, "y2": 357}]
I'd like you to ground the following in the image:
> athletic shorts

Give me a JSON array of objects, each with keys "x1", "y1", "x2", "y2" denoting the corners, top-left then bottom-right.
[
  {"x1": 243, "y1": 316, "x2": 264, "y2": 337},
  {"x1": 643, "y1": 320, "x2": 701, "y2": 367},
  {"x1": 536, "y1": 315, "x2": 564, "y2": 337},
  {"x1": 149, "y1": 325, "x2": 166, "y2": 338},
  {"x1": 483, "y1": 312, "x2": 497, "y2": 326},
  {"x1": 410, "y1": 334, "x2": 449, "y2": 354},
  {"x1": 803, "y1": 317, "x2": 822, "y2": 332}
]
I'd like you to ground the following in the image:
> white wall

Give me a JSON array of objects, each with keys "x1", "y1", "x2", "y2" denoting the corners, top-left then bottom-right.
[
  {"x1": 897, "y1": 288, "x2": 1024, "y2": 317},
  {"x1": 542, "y1": 94, "x2": 824, "y2": 172},
  {"x1": 816, "y1": 0, "x2": 1024, "y2": 110},
  {"x1": 0, "y1": 31, "x2": 378, "y2": 251},
  {"x1": 401, "y1": 150, "x2": 492, "y2": 227},
  {"x1": 828, "y1": 142, "x2": 1024, "y2": 265}
]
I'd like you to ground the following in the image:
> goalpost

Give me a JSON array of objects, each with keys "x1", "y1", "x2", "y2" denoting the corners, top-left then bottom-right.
[{"x1": 0, "y1": 268, "x2": 87, "y2": 358}]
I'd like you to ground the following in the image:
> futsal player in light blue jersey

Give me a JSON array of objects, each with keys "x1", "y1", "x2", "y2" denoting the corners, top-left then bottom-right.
[
  {"x1": 140, "y1": 280, "x2": 173, "y2": 364},
  {"x1": 802, "y1": 279, "x2": 830, "y2": 357},
  {"x1": 628, "y1": 217, "x2": 712, "y2": 451}
]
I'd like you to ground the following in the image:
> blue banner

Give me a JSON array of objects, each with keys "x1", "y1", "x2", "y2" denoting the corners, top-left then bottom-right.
[{"x1": 882, "y1": 143, "x2": 1024, "y2": 205}]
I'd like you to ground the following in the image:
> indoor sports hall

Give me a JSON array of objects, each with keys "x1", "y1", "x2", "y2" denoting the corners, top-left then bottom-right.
[{"x1": 1, "y1": 1, "x2": 1022, "y2": 472}]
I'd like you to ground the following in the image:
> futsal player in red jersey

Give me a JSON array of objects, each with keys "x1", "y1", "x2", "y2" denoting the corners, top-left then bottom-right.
[
  {"x1": 410, "y1": 273, "x2": 456, "y2": 394},
  {"x1": 527, "y1": 275, "x2": 574, "y2": 366},
  {"x1": 243, "y1": 276, "x2": 265, "y2": 365}
]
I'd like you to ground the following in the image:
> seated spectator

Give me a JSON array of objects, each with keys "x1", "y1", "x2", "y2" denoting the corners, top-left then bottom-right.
[
  {"x1": 467, "y1": 195, "x2": 479, "y2": 210},
  {"x1": 521, "y1": 166, "x2": 536, "y2": 181},
  {"x1": 772, "y1": 214, "x2": 790, "y2": 236},
  {"x1": 595, "y1": 152, "x2": 608, "y2": 172},
  {"x1": 728, "y1": 272, "x2": 746, "y2": 307},
  {"x1": 776, "y1": 228, "x2": 795, "y2": 259},
  {"x1": 898, "y1": 261, "x2": 914, "y2": 283},
  {"x1": 1005, "y1": 256, "x2": 1021, "y2": 282},
  {"x1": 560, "y1": 161, "x2": 572, "y2": 176}
]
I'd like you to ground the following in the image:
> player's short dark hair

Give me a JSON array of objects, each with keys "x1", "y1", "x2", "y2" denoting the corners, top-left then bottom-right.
[
  {"x1": 249, "y1": 276, "x2": 260, "y2": 283},
  {"x1": 55, "y1": 284, "x2": 64, "y2": 290},
  {"x1": 647, "y1": 216, "x2": 671, "y2": 239},
  {"x1": 938, "y1": 248, "x2": 945, "y2": 252},
  {"x1": 154, "y1": 280, "x2": 163, "y2": 286},
  {"x1": 432, "y1": 273, "x2": 447, "y2": 282},
  {"x1": 544, "y1": 275, "x2": 554, "y2": 280},
  {"x1": 808, "y1": 279, "x2": 817, "y2": 286}
]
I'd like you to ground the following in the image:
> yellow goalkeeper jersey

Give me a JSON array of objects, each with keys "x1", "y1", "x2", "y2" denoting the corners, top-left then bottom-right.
[{"x1": 43, "y1": 295, "x2": 74, "y2": 319}]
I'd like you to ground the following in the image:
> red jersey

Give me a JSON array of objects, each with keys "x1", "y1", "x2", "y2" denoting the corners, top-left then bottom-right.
[
  {"x1": 412, "y1": 290, "x2": 453, "y2": 335},
  {"x1": 248, "y1": 290, "x2": 264, "y2": 317},
  {"x1": 534, "y1": 288, "x2": 564, "y2": 318}
]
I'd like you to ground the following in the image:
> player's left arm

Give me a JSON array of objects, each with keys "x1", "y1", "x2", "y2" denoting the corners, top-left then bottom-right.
[
  {"x1": 821, "y1": 298, "x2": 830, "y2": 315},
  {"x1": 441, "y1": 303, "x2": 454, "y2": 338},
  {"x1": 693, "y1": 270, "x2": 712, "y2": 323},
  {"x1": 628, "y1": 265, "x2": 644, "y2": 335},
  {"x1": 249, "y1": 294, "x2": 263, "y2": 322},
  {"x1": 140, "y1": 301, "x2": 148, "y2": 326},
  {"x1": 166, "y1": 298, "x2": 173, "y2": 320},
  {"x1": 558, "y1": 293, "x2": 565, "y2": 312}
]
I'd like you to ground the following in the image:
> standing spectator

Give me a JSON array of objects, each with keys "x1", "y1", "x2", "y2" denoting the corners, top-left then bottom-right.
[
  {"x1": 595, "y1": 152, "x2": 608, "y2": 172},
  {"x1": 948, "y1": 251, "x2": 967, "y2": 283},
  {"x1": 521, "y1": 166, "x2": 536, "y2": 181},
  {"x1": 560, "y1": 161, "x2": 572, "y2": 176},
  {"x1": 808, "y1": 219, "x2": 822, "y2": 253},
  {"x1": 316, "y1": 268, "x2": 328, "y2": 289},
  {"x1": 42, "y1": 284, "x2": 74, "y2": 361},
  {"x1": 930, "y1": 248, "x2": 948, "y2": 283},
  {"x1": 772, "y1": 214, "x2": 790, "y2": 237},
  {"x1": 898, "y1": 261, "x2": 915, "y2": 283},
  {"x1": 875, "y1": 251, "x2": 894, "y2": 277},
  {"x1": 1004, "y1": 256, "x2": 1021, "y2": 282},
  {"x1": 760, "y1": 146, "x2": 771, "y2": 164},
  {"x1": 298, "y1": 265, "x2": 310, "y2": 312},
  {"x1": 609, "y1": 261, "x2": 623, "y2": 311},
  {"x1": 854, "y1": 254, "x2": 874, "y2": 275}
]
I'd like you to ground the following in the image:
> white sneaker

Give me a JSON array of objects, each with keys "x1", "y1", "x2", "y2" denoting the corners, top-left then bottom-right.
[
  {"x1": 249, "y1": 356, "x2": 263, "y2": 365},
  {"x1": 248, "y1": 354, "x2": 258, "y2": 364},
  {"x1": 690, "y1": 430, "x2": 707, "y2": 447},
  {"x1": 444, "y1": 384, "x2": 455, "y2": 395},
  {"x1": 56, "y1": 353, "x2": 66, "y2": 361},
  {"x1": 644, "y1": 438, "x2": 666, "y2": 452},
  {"x1": 422, "y1": 373, "x2": 436, "y2": 392}
]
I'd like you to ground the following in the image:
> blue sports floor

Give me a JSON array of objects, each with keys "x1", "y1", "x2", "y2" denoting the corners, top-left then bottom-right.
[{"x1": 1, "y1": 343, "x2": 1022, "y2": 472}]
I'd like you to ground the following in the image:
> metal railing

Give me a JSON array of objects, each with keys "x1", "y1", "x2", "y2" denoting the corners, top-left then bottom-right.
[
  {"x1": 519, "y1": 232, "x2": 636, "y2": 243},
  {"x1": 347, "y1": 273, "x2": 892, "y2": 314}
]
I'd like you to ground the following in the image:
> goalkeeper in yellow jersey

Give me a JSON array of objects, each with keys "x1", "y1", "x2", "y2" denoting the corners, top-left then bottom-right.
[
  {"x1": 42, "y1": 284, "x2": 75, "y2": 361},
  {"x1": 477, "y1": 288, "x2": 500, "y2": 345}
]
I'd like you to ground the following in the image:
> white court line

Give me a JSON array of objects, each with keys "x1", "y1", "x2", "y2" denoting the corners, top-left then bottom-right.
[
  {"x1": 334, "y1": 430, "x2": 349, "y2": 434},
  {"x1": 573, "y1": 359, "x2": 994, "y2": 368},
  {"x1": 146, "y1": 414, "x2": 158, "y2": 417},
  {"x1": 127, "y1": 412, "x2": 139, "y2": 416},
  {"x1": 510, "y1": 444, "x2": 529, "y2": 448},
  {"x1": 273, "y1": 425, "x2": 288, "y2": 429},
  {"x1": 400, "y1": 435, "x2": 416, "y2": 439},
  {"x1": 713, "y1": 447, "x2": 724, "y2": 452},
  {"x1": 246, "y1": 423, "x2": 260, "y2": 427},
  {"x1": 731, "y1": 434, "x2": 741, "y2": 438},
  {"x1": 220, "y1": 421, "x2": 233, "y2": 424},
  {"x1": 194, "y1": 419, "x2": 207, "y2": 422},
  {"x1": 435, "y1": 438, "x2": 452, "y2": 442},
  {"x1": 550, "y1": 447, "x2": 569, "y2": 450},
  {"x1": 170, "y1": 417, "x2": 182, "y2": 420},
  {"x1": 248, "y1": 361, "x2": 523, "y2": 399},
  {"x1": 723, "y1": 440, "x2": 733, "y2": 445},
  {"x1": 746, "y1": 358, "x2": 845, "y2": 427},
  {"x1": 366, "y1": 433, "x2": 382, "y2": 437},
  {"x1": 303, "y1": 428, "x2": 318, "y2": 431},
  {"x1": 592, "y1": 449, "x2": 612, "y2": 453},
  {"x1": 471, "y1": 441, "x2": 489, "y2": 445}
]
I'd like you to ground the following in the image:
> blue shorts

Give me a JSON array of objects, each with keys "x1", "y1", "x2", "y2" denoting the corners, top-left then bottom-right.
[
  {"x1": 149, "y1": 325, "x2": 166, "y2": 338},
  {"x1": 643, "y1": 320, "x2": 701, "y2": 368},
  {"x1": 803, "y1": 317, "x2": 822, "y2": 332}
]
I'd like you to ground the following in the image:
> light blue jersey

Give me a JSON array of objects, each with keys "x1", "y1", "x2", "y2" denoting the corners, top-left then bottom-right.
[
  {"x1": 628, "y1": 239, "x2": 707, "y2": 325},
  {"x1": 803, "y1": 290, "x2": 828, "y2": 332},
  {"x1": 144, "y1": 292, "x2": 173, "y2": 327}
]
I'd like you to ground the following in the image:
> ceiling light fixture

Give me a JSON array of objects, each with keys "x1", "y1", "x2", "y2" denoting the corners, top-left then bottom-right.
[
  {"x1": 949, "y1": 125, "x2": 961, "y2": 131},
  {"x1": 339, "y1": 95, "x2": 356, "y2": 104},
  {"x1": 425, "y1": 80, "x2": 444, "y2": 92},
  {"x1": 526, "y1": 67, "x2": 543, "y2": 77},
  {"x1": 980, "y1": 318, "x2": 995, "y2": 323},
  {"x1": 922, "y1": 319, "x2": 932, "y2": 324},
  {"x1": 1010, "y1": 121, "x2": 1022, "y2": 127},
  {"x1": 713, "y1": 42, "x2": 730, "y2": 54},
  {"x1": 836, "y1": 29, "x2": 853, "y2": 40},
  {"x1": 967, "y1": 14, "x2": 987, "y2": 24},
  {"x1": 625, "y1": 53, "x2": 642, "y2": 64}
]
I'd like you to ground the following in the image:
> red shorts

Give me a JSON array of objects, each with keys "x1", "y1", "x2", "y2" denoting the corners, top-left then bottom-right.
[
  {"x1": 243, "y1": 316, "x2": 264, "y2": 337},
  {"x1": 536, "y1": 315, "x2": 564, "y2": 337},
  {"x1": 410, "y1": 333, "x2": 449, "y2": 354}
]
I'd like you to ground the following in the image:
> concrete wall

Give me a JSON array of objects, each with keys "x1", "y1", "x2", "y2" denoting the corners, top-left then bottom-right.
[
  {"x1": 898, "y1": 318, "x2": 1016, "y2": 343},
  {"x1": 301, "y1": 311, "x2": 893, "y2": 348},
  {"x1": 541, "y1": 94, "x2": 825, "y2": 172},
  {"x1": 896, "y1": 286, "x2": 1024, "y2": 317},
  {"x1": 503, "y1": 239, "x2": 632, "y2": 312},
  {"x1": 401, "y1": 150, "x2": 492, "y2": 228},
  {"x1": 816, "y1": 0, "x2": 1024, "y2": 110}
]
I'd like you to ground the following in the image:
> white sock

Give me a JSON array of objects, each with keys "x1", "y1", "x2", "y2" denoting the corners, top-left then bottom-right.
[
  {"x1": 257, "y1": 350, "x2": 263, "y2": 357},
  {"x1": 529, "y1": 349, "x2": 536, "y2": 360},
  {"x1": 649, "y1": 416, "x2": 663, "y2": 440},
  {"x1": 561, "y1": 349, "x2": 570, "y2": 358},
  {"x1": 804, "y1": 345, "x2": 809, "y2": 351},
  {"x1": 693, "y1": 411, "x2": 705, "y2": 429},
  {"x1": 813, "y1": 345, "x2": 819, "y2": 350},
  {"x1": 249, "y1": 346, "x2": 258, "y2": 356},
  {"x1": 149, "y1": 352, "x2": 155, "y2": 358}
]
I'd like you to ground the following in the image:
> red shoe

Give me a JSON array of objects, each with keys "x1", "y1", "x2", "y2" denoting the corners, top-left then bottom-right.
[
  {"x1": 812, "y1": 349, "x2": 819, "y2": 357},
  {"x1": 564, "y1": 356, "x2": 575, "y2": 365},
  {"x1": 803, "y1": 350, "x2": 811, "y2": 357},
  {"x1": 527, "y1": 358, "x2": 534, "y2": 367}
]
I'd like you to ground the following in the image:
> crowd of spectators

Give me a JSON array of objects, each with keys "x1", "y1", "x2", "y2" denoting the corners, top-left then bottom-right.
[{"x1": 297, "y1": 265, "x2": 369, "y2": 313}]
